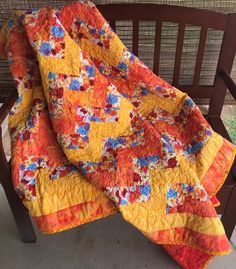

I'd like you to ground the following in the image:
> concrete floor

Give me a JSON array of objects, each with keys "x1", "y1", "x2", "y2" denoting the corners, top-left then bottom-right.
[{"x1": 0, "y1": 186, "x2": 236, "y2": 269}]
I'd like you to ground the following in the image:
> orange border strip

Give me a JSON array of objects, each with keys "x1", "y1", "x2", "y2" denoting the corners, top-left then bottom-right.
[
  {"x1": 34, "y1": 199, "x2": 118, "y2": 234},
  {"x1": 202, "y1": 138, "x2": 236, "y2": 197}
]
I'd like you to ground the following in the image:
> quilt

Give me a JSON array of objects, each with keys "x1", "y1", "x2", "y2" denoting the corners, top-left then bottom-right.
[{"x1": 0, "y1": 1, "x2": 235, "y2": 268}]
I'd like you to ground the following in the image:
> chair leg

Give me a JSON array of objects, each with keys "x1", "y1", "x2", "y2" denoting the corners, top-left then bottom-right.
[
  {"x1": 221, "y1": 185, "x2": 236, "y2": 240},
  {"x1": 1, "y1": 177, "x2": 36, "y2": 243}
]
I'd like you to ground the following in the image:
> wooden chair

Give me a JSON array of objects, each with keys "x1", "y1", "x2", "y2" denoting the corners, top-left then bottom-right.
[{"x1": 0, "y1": 4, "x2": 236, "y2": 243}]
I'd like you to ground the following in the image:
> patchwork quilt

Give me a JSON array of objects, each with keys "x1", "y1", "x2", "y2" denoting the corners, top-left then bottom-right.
[{"x1": 0, "y1": 1, "x2": 235, "y2": 268}]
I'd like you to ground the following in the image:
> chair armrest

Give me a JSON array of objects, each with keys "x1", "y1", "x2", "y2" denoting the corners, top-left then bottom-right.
[
  {"x1": 0, "y1": 89, "x2": 17, "y2": 126},
  {"x1": 219, "y1": 70, "x2": 236, "y2": 101}
]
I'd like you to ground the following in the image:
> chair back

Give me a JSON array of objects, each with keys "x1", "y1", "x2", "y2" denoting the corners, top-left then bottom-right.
[{"x1": 98, "y1": 4, "x2": 236, "y2": 116}]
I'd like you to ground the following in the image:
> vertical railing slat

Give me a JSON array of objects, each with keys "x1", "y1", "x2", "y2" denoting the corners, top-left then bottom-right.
[
  {"x1": 133, "y1": 20, "x2": 139, "y2": 57},
  {"x1": 153, "y1": 20, "x2": 162, "y2": 75},
  {"x1": 193, "y1": 27, "x2": 208, "y2": 87},
  {"x1": 173, "y1": 23, "x2": 186, "y2": 86}
]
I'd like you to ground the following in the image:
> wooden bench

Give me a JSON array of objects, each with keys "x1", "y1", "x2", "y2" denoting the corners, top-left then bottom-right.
[{"x1": 0, "y1": 3, "x2": 236, "y2": 243}]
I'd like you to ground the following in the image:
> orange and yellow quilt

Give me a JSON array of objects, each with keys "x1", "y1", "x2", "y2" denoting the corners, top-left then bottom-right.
[{"x1": 0, "y1": 1, "x2": 235, "y2": 268}]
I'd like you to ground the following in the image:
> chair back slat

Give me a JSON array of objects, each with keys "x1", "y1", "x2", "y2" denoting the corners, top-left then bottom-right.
[
  {"x1": 193, "y1": 27, "x2": 208, "y2": 87},
  {"x1": 110, "y1": 20, "x2": 116, "y2": 32},
  {"x1": 153, "y1": 20, "x2": 162, "y2": 75},
  {"x1": 180, "y1": 86, "x2": 213, "y2": 98},
  {"x1": 132, "y1": 20, "x2": 139, "y2": 56},
  {"x1": 173, "y1": 23, "x2": 185, "y2": 86}
]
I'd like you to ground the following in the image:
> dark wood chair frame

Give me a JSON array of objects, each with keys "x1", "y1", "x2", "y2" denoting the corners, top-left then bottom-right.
[{"x1": 0, "y1": 4, "x2": 236, "y2": 243}]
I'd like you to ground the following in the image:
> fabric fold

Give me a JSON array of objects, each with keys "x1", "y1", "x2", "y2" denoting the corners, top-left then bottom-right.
[{"x1": 0, "y1": 1, "x2": 235, "y2": 268}]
